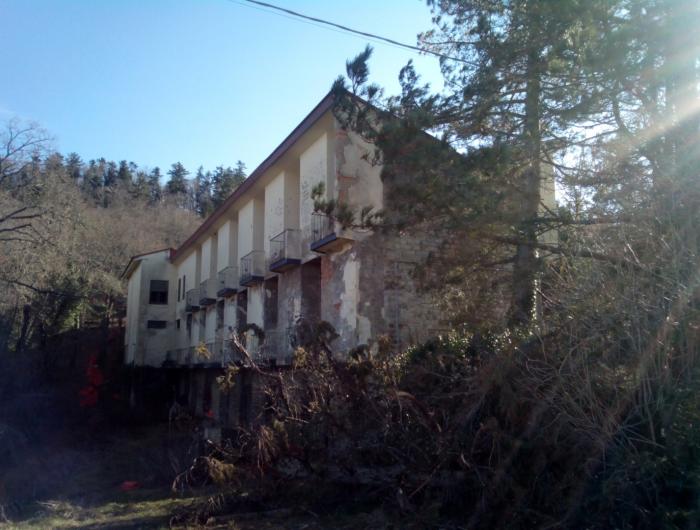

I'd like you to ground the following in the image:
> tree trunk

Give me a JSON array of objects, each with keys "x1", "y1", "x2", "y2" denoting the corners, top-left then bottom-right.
[
  {"x1": 509, "y1": 20, "x2": 543, "y2": 328},
  {"x1": 14, "y1": 304, "x2": 32, "y2": 354}
]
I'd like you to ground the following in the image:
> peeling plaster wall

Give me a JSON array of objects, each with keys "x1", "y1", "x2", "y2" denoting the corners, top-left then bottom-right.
[
  {"x1": 247, "y1": 285, "x2": 264, "y2": 328},
  {"x1": 224, "y1": 296, "x2": 237, "y2": 333},
  {"x1": 277, "y1": 267, "x2": 302, "y2": 333},
  {"x1": 335, "y1": 128, "x2": 383, "y2": 216},
  {"x1": 205, "y1": 306, "x2": 217, "y2": 344},
  {"x1": 264, "y1": 172, "x2": 286, "y2": 257}
]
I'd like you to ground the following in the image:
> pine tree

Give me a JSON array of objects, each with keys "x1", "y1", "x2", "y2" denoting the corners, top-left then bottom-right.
[
  {"x1": 333, "y1": 0, "x2": 613, "y2": 328},
  {"x1": 117, "y1": 160, "x2": 133, "y2": 185},
  {"x1": 102, "y1": 160, "x2": 117, "y2": 188},
  {"x1": 131, "y1": 170, "x2": 150, "y2": 200},
  {"x1": 194, "y1": 166, "x2": 213, "y2": 217},
  {"x1": 147, "y1": 167, "x2": 162, "y2": 205},
  {"x1": 211, "y1": 162, "x2": 246, "y2": 208},
  {"x1": 166, "y1": 162, "x2": 189, "y2": 196},
  {"x1": 65, "y1": 152, "x2": 83, "y2": 182}
]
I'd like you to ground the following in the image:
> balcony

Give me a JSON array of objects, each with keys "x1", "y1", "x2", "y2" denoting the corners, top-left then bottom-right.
[
  {"x1": 269, "y1": 229, "x2": 301, "y2": 272},
  {"x1": 240, "y1": 250, "x2": 265, "y2": 287},
  {"x1": 222, "y1": 338, "x2": 246, "y2": 365},
  {"x1": 166, "y1": 347, "x2": 194, "y2": 366},
  {"x1": 196, "y1": 339, "x2": 224, "y2": 367},
  {"x1": 310, "y1": 212, "x2": 352, "y2": 253},
  {"x1": 199, "y1": 278, "x2": 217, "y2": 306},
  {"x1": 260, "y1": 329, "x2": 294, "y2": 366},
  {"x1": 217, "y1": 266, "x2": 239, "y2": 297},
  {"x1": 185, "y1": 288, "x2": 200, "y2": 312}
]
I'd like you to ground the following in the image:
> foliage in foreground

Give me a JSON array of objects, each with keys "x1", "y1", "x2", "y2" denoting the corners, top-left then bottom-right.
[{"x1": 196, "y1": 289, "x2": 699, "y2": 528}]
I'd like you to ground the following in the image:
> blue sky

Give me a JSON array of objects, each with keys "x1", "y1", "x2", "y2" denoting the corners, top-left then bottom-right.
[{"x1": 2, "y1": 0, "x2": 443, "y2": 176}]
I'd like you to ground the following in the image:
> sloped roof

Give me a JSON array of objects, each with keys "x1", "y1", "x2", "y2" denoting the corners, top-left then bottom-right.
[{"x1": 170, "y1": 89, "x2": 337, "y2": 263}]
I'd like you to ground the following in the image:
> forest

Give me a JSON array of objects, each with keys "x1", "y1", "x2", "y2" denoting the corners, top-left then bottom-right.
[{"x1": 0, "y1": 126, "x2": 245, "y2": 354}]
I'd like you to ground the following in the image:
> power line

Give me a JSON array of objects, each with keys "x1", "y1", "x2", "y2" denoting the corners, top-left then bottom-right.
[
  {"x1": 228, "y1": 0, "x2": 410, "y2": 54},
  {"x1": 229, "y1": 0, "x2": 467, "y2": 64}
]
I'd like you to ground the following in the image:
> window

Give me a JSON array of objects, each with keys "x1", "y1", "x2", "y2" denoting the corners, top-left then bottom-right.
[
  {"x1": 176, "y1": 318, "x2": 181, "y2": 330},
  {"x1": 149, "y1": 280, "x2": 168, "y2": 305},
  {"x1": 183, "y1": 275, "x2": 186, "y2": 296},
  {"x1": 177, "y1": 278, "x2": 181, "y2": 301},
  {"x1": 147, "y1": 320, "x2": 167, "y2": 329},
  {"x1": 264, "y1": 277, "x2": 278, "y2": 330},
  {"x1": 186, "y1": 314, "x2": 192, "y2": 338}
]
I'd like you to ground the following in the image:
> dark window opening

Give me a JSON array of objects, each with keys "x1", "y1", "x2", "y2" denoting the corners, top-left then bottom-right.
[
  {"x1": 176, "y1": 319, "x2": 181, "y2": 329},
  {"x1": 264, "y1": 277, "x2": 279, "y2": 330},
  {"x1": 177, "y1": 278, "x2": 181, "y2": 301},
  {"x1": 301, "y1": 259, "x2": 322, "y2": 323},
  {"x1": 186, "y1": 314, "x2": 192, "y2": 338},
  {"x1": 149, "y1": 280, "x2": 169, "y2": 305},
  {"x1": 147, "y1": 320, "x2": 167, "y2": 329}
]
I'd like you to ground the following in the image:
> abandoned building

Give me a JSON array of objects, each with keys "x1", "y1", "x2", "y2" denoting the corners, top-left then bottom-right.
[{"x1": 122, "y1": 91, "x2": 452, "y2": 426}]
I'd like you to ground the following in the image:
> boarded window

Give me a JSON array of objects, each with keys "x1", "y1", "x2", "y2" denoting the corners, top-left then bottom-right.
[
  {"x1": 149, "y1": 280, "x2": 168, "y2": 305},
  {"x1": 147, "y1": 320, "x2": 167, "y2": 329}
]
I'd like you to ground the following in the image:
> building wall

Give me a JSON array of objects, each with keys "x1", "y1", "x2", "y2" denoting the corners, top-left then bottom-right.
[
  {"x1": 216, "y1": 220, "x2": 238, "y2": 273},
  {"x1": 300, "y1": 132, "x2": 333, "y2": 254},
  {"x1": 124, "y1": 107, "x2": 458, "y2": 417},
  {"x1": 201, "y1": 238, "x2": 212, "y2": 281},
  {"x1": 123, "y1": 249, "x2": 176, "y2": 367},
  {"x1": 124, "y1": 264, "x2": 142, "y2": 364}
]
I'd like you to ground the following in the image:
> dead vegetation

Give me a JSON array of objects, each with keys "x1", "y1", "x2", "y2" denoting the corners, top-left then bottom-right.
[{"x1": 175, "y1": 245, "x2": 700, "y2": 529}]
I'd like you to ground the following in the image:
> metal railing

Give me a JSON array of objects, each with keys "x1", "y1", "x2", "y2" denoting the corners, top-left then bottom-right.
[
  {"x1": 167, "y1": 347, "x2": 194, "y2": 365},
  {"x1": 200, "y1": 339, "x2": 224, "y2": 364},
  {"x1": 261, "y1": 329, "x2": 294, "y2": 365},
  {"x1": 311, "y1": 212, "x2": 335, "y2": 244},
  {"x1": 217, "y1": 265, "x2": 239, "y2": 296},
  {"x1": 185, "y1": 288, "x2": 200, "y2": 311},
  {"x1": 199, "y1": 277, "x2": 217, "y2": 305},
  {"x1": 269, "y1": 228, "x2": 301, "y2": 270},
  {"x1": 240, "y1": 250, "x2": 265, "y2": 285}
]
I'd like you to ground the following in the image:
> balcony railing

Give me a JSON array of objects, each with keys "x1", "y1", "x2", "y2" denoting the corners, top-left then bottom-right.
[
  {"x1": 217, "y1": 266, "x2": 239, "y2": 297},
  {"x1": 269, "y1": 228, "x2": 301, "y2": 272},
  {"x1": 199, "y1": 278, "x2": 217, "y2": 306},
  {"x1": 185, "y1": 288, "x2": 200, "y2": 312},
  {"x1": 240, "y1": 250, "x2": 265, "y2": 286},
  {"x1": 198, "y1": 339, "x2": 224, "y2": 366},
  {"x1": 166, "y1": 347, "x2": 194, "y2": 366},
  {"x1": 310, "y1": 212, "x2": 351, "y2": 253},
  {"x1": 222, "y1": 338, "x2": 246, "y2": 365},
  {"x1": 261, "y1": 329, "x2": 294, "y2": 366}
]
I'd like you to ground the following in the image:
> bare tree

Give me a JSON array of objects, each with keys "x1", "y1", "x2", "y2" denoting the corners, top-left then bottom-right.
[{"x1": 0, "y1": 119, "x2": 52, "y2": 244}]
